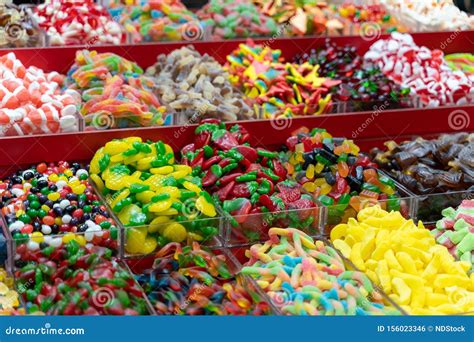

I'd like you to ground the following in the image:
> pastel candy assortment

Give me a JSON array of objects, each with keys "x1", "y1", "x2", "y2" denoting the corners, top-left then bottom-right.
[
  {"x1": 445, "y1": 53, "x2": 474, "y2": 76},
  {"x1": 89, "y1": 137, "x2": 218, "y2": 255},
  {"x1": 15, "y1": 242, "x2": 149, "y2": 315},
  {"x1": 380, "y1": 0, "x2": 474, "y2": 31},
  {"x1": 282, "y1": 127, "x2": 404, "y2": 225},
  {"x1": 135, "y1": 242, "x2": 270, "y2": 315},
  {"x1": 33, "y1": 0, "x2": 124, "y2": 46},
  {"x1": 0, "y1": 2, "x2": 42, "y2": 48},
  {"x1": 364, "y1": 32, "x2": 474, "y2": 107},
  {"x1": 146, "y1": 46, "x2": 254, "y2": 121},
  {"x1": 241, "y1": 227, "x2": 399, "y2": 315},
  {"x1": 197, "y1": 0, "x2": 278, "y2": 39},
  {"x1": 65, "y1": 50, "x2": 166, "y2": 129},
  {"x1": 109, "y1": 0, "x2": 199, "y2": 43},
  {"x1": 434, "y1": 200, "x2": 474, "y2": 271},
  {"x1": 226, "y1": 42, "x2": 340, "y2": 119},
  {"x1": 331, "y1": 206, "x2": 474, "y2": 314},
  {"x1": 0, "y1": 53, "x2": 79, "y2": 136},
  {"x1": 0, "y1": 162, "x2": 118, "y2": 252}
]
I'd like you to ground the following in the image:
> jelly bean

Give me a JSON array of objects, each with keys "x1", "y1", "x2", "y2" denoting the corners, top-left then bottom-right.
[
  {"x1": 226, "y1": 43, "x2": 340, "y2": 119},
  {"x1": 15, "y1": 242, "x2": 149, "y2": 315},
  {"x1": 331, "y1": 206, "x2": 474, "y2": 314},
  {"x1": 0, "y1": 53, "x2": 80, "y2": 136},
  {"x1": 1, "y1": 162, "x2": 118, "y2": 256},
  {"x1": 90, "y1": 137, "x2": 218, "y2": 255},
  {"x1": 282, "y1": 127, "x2": 405, "y2": 226},
  {"x1": 241, "y1": 227, "x2": 399, "y2": 315},
  {"x1": 134, "y1": 242, "x2": 270, "y2": 315},
  {"x1": 33, "y1": 0, "x2": 124, "y2": 46},
  {"x1": 365, "y1": 33, "x2": 474, "y2": 107},
  {"x1": 434, "y1": 200, "x2": 474, "y2": 271},
  {"x1": 146, "y1": 46, "x2": 254, "y2": 122}
]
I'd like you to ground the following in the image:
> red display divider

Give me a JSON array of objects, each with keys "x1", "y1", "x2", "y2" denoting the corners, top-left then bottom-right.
[
  {"x1": 4, "y1": 31, "x2": 474, "y2": 73},
  {"x1": 0, "y1": 105, "x2": 471, "y2": 178}
]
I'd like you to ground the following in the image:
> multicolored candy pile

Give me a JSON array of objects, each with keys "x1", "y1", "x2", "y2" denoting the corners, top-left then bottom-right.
[
  {"x1": 89, "y1": 137, "x2": 218, "y2": 255},
  {"x1": 226, "y1": 42, "x2": 340, "y2": 119},
  {"x1": 0, "y1": 2, "x2": 42, "y2": 48},
  {"x1": 364, "y1": 32, "x2": 474, "y2": 107},
  {"x1": 33, "y1": 0, "x2": 124, "y2": 46},
  {"x1": 331, "y1": 206, "x2": 474, "y2": 314},
  {"x1": 15, "y1": 242, "x2": 149, "y2": 315},
  {"x1": 135, "y1": 242, "x2": 270, "y2": 315},
  {"x1": 182, "y1": 120, "x2": 318, "y2": 242},
  {"x1": 146, "y1": 46, "x2": 254, "y2": 122},
  {"x1": 241, "y1": 227, "x2": 399, "y2": 315},
  {"x1": 0, "y1": 53, "x2": 79, "y2": 136},
  {"x1": 197, "y1": 0, "x2": 278, "y2": 39},
  {"x1": 109, "y1": 0, "x2": 200, "y2": 43},
  {"x1": 293, "y1": 40, "x2": 411, "y2": 111},
  {"x1": 433, "y1": 200, "x2": 474, "y2": 271},
  {"x1": 65, "y1": 50, "x2": 166, "y2": 129},
  {"x1": 282, "y1": 127, "x2": 403, "y2": 225},
  {"x1": 0, "y1": 161, "x2": 118, "y2": 252},
  {"x1": 445, "y1": 53, "x2": 474, "y2": 76}
]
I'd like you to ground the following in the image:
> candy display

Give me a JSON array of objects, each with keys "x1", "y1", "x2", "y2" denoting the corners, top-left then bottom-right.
[
  {"x1": 331, "y1": 206, "x2": 474, "y2": 314},
  {"x1": 365, "y1": 33, "x2": 474, "y2": 107},
  {"x1": 182, "y1": 120, "x2": 318, "y2": 243},
  {"x1": 0, "y1": 3, "x2": 43, "y2": 48},
  {"x1": 227, "y1": 42, "x2": 340, "y2": 119},
  {"x1": 252, "y1": 0, "x2": 345, "y2": 36},
  {"x1": 197, "y1": 0, "x2": 278, "y2": 39},
  {"x1": 281, "y1": 127, "x2": 408, "y2": 227},
  {"x1": 380, "y1": 0, "x2": 474, "y2": 32},
  {"x1": 0, "y1": 53, "x2": 79, "y2": 136},
  {"x1": 134, "y1": 242, "x2": 270, "y2": 315},
  {"x1": 0, "y1": 268, "x2": 23, "y2": 315},
  {"x1": 433, "y1": 200, "x2": 474, "y2": 271},
  {"x1": 293, "y1": 40, "x2": 411, "y2": 112},
  {"x1": 108, "y1": 0, "x2": 200, "y2": 43},
  {"x1": 146, "y1": 46, "x2": 254, "y2": 122},
  {"x1": 241, "y1": 227, "x2": 400, "y2": 315},
  {"x1": 33, "y1": 0, "x2": 124, "y2": 46},
  {"x1": 89, "y1": 137, "x2": 218, "y2": 255},
  {"x1": 0, "y1": 162, "x2": 119, "y2": 253},
  {"x1": 445, "y1": 53, "x2": 474, "y2": 76},
  {"x1": 15, "y1": 241, "x2": 149, "y2": 315},
  {"x1": 65, "y1": 50, "x2": 167, "y2": 129}
]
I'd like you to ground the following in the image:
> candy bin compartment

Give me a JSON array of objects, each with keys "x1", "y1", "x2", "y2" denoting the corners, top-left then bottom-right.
[
  {"x1": 223, "y1": 207, "x2": 322, "y2": 247},
  {"x1": 416, "y1": 190, "x2": 474, "y2": 226},
  {"x1": 0, "y1": 100, "x2": 83, "y2": 137},
  {"x1": 122, "y1": 216, "x2": 224, "y2": 257},
  {"x1": 335, "y1": 95, "x2": 417, "y2": 114},
  {"x1": 125, "y1": 243, "x2": 275, "y2": 315},
  {"x1": 237, "y1": 227, "x2": 403, "y2": 316},
  {"x1": 318, "y1": 170, "x2": 416, "y2": 236},
  {"x1": 0, "y1": 4, "x2": 46, "y2": 49},
  {"x1": 83, "y1": 110, "x2": 174, "y2": 131},
  {"x1": 13, "y1": 242, "x2": 152, "y2": 315}
]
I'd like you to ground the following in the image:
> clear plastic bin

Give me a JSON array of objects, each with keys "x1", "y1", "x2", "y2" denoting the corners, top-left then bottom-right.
[{"x1": 415, "y1": 190, "x2": 474, "y2": 225}]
